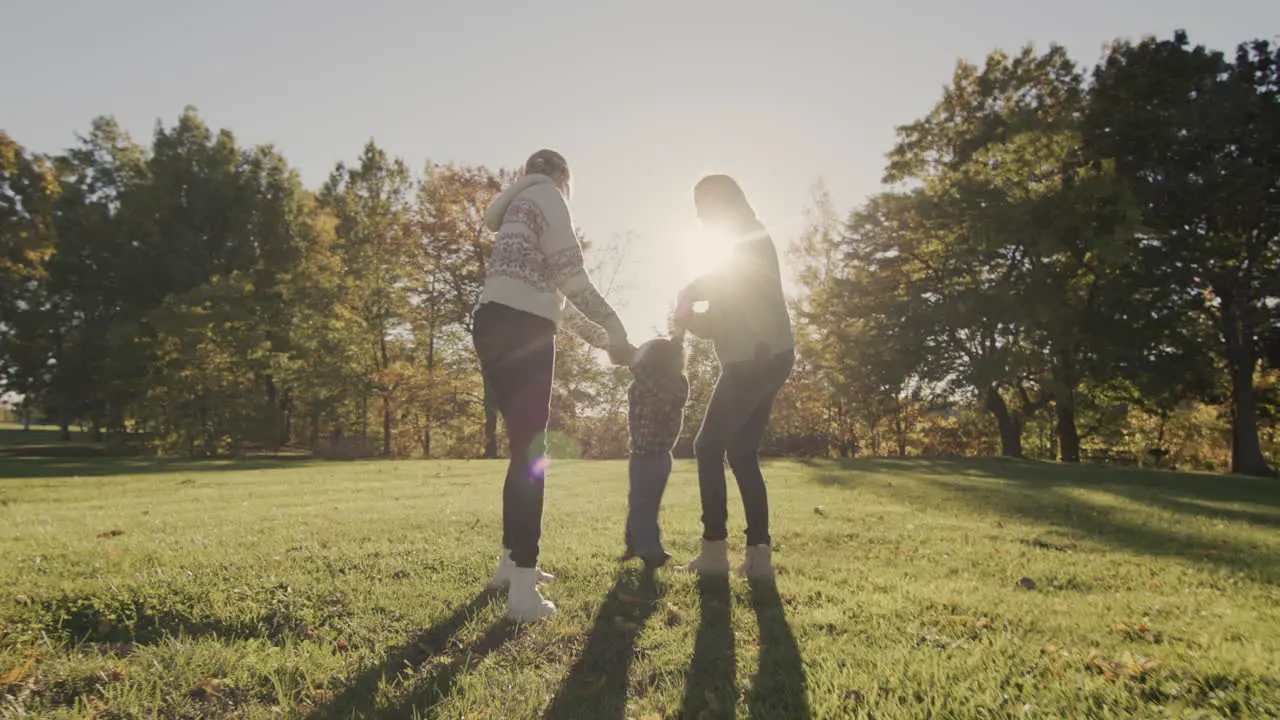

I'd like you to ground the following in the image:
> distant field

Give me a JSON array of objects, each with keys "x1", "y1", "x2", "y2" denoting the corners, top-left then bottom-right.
[{"x1": 2, "y1": 445, "x2": 1278, "y2": 718}]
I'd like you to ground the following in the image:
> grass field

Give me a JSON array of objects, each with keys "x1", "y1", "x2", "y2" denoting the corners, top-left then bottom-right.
[{"x1": 2, "y1": 443, "x2": 1279, "y2": 718}]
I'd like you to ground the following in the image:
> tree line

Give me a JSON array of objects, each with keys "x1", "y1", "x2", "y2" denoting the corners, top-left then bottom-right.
[{"x1": 2, "y1": 31, "x2": 1277, "y2": 475}]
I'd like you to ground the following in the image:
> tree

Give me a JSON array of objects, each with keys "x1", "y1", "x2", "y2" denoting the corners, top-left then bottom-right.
[
  {"x1": 0, "y1": 133, "x2": 59, "y2": 290},
  {"x1": 320, "y1": 142, "x2": 416, "y2": 457},
  {"x1": 1087, "y1": 32, "x2": 1280, "y2": 475},
  {"x1": 0, "y1": 133, "x2": 60, "y2": 424},
  {"x1": 412, "y1": 164, "x2": 512, "y2": 456},
  {"x1": 875, "y1": 44, "x2": 1147, "y2": 462}
]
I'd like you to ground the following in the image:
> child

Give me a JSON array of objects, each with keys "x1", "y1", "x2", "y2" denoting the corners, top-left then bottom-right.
[{"x1": 622, "y1": 335, "x2": 690, "y2": 569}]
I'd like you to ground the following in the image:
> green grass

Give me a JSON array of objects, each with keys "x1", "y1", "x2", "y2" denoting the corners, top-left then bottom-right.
[{"x1": 1, "y1": 450, "x2": 1278, "y2": 719}]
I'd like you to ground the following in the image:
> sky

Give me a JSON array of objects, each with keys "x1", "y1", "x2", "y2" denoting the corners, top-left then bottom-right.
[{"x1": 4, "y1": 0, "x2": 1278, "y2": 338}]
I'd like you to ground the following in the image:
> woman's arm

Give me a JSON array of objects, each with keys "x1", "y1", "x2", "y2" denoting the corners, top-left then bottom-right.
[
  {"x1": 534, "y1": 188, "x2": 633, "y2": 362},
  {"x1": 562, "y1": 302, "x2": 610, "y2": 349},
  {"x1": 677, "y1": 308, "x2": 716, "y2": 339}
]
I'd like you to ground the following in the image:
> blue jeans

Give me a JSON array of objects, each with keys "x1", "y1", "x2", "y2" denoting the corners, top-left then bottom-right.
[
  {"x1": 693, "y1": 350, "x2": 795, "y2": 546},
  {"x1": 472, "y1": 303, "x2": 556, "y2": 569},
  {"x1": 626, "y1": 452, "x2": 673, "y2": 558}
]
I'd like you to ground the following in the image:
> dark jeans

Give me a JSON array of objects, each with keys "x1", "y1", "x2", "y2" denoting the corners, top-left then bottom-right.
[
  {"x1": 693, "y1": 350, "x2": 795, "y2": 546},
  {"x1": 473, "y1": 303, "x2": 556, "y2": 568},
  {"x1": 626, "y1": 452, "x2": 673, "y2": 558}
]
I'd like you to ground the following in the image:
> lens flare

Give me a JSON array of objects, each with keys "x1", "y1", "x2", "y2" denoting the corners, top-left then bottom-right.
[{"x1": 528, "y1": 455, "x2": 551, "y2": 479}]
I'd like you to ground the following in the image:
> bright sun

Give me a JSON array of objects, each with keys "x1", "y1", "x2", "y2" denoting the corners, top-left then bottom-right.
[{"x1": 680, "y1": 225, "x2": 732, "y2": 280}]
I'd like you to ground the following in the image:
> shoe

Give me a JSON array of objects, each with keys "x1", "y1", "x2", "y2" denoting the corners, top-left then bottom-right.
[
  {"x1": 683, "y1": 539, "x2": 730, "y2": 575},
  {"x1": 507, "y1": 567, "x2": 556, "y2": 622},
  {"x1": 488, "y1": 550, "x2": 554, "y2": 590},
  {"x1": 621, "y1": 546, "x2": 670, "y2": 569},
  {"x1": 643, "y1": 551, "x2": 672, "y2": 570},
  {"x1": 737, "y1": 544, "x2": 775, "y2": 581}
]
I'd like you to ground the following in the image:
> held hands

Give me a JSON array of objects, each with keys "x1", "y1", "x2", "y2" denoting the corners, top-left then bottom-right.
[{"x1": 608, "y1": 341, "x2": 637, "y2": 367}]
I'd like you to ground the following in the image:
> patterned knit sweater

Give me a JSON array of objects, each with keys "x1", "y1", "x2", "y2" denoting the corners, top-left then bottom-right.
[{"x1": 479, "y1": 174, "x2": 625, "y2": 348}]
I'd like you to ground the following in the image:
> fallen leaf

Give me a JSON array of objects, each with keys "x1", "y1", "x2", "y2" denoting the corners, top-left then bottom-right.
[
  {"x1": 200, "y1": 678, "x2": 223, "y2": 693},
  {"x1": 1201, "y1": 550, "x2": 1219, "y2": 557},
  {"x1": 1018, "y1": 577, "x2": 1037, "y2": 591},
  {"x1": 1113, "y1": 620, "x2": 1130, "y2": 632},
  {"x1": 976, "y1": 617, "x2": 995, "y2": 629},
  {"x1": 618, "y1": 593, "x2": 642, "y2": 604},
  {"x1": 334, "y1": 639, "x2": 350, "y2": 653},
  {"x1": 97, "y1": 529, "x2": 125, "y2": 539},
  {"x1": 814, "y1": 505, "x2": 827, "y2": 516},
  {"x1": 1042, "y1": 644, "x2": 1059, "y2": 654},
  {"x1": 1148, "y1": 581, "x2": 1160, "y2": 590},
  {"x1": 580, "y1": 676, "x2": 607, "y2": 695},
  {"x1": 109, "y1": 666, "x2": 126, "y2": 681},
  {"x1": 1, "y1": 658, "x2": 36, "y2": 684}
]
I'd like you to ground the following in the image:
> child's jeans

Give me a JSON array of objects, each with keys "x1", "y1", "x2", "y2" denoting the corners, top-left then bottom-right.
[{"x1": 626, "y1": 452, "x2": 672, "y2": 558}]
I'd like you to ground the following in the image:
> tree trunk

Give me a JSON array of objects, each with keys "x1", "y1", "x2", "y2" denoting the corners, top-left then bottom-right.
[
  {"x1": 382, "y1": 395, "x2": 392, "y2": 457},
  {"x1": 985, "y1": 384, "x2": 1022, "y2": 458},
  {"x1": 266, "y1": 375, "x2": 279, "y2": 450},
  {"x1": 359, "y1": 393, "x2": 368, "y2": 446},
  {"x1": 58, "y1": 408, "x2": 71, "y2": 442},
  {"x1": 280, "y1": 389, "x2": 292, "y2": 447},
  {"x1": 483, "y1": 373, "x2": 499, "y2": 459},
  {"x1": 1055, "y1": 394, "x2": 1081, "y2": 463},
  {"x1": 423, "y1": 331, "x2": 435, "y2": 459},
  {"x1": 1219, "y1": 296, "x2": 1271, "y2": 476}
]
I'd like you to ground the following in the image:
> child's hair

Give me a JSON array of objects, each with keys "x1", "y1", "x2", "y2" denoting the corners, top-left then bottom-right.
[{"x1": 635, "y1": 337, "x2": 687, "y2": 378}]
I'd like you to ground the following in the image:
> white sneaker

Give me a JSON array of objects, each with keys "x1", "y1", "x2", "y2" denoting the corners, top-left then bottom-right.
[
  {"x1": 683, "y1": 539, "x2": 731, "y2": 575},
  {"x1": 487, "y1": 550, "x2": 554, "y2": 590},
  {"x1": 507, "y1": 567, "x2": 556, "y2": 622},
  {"x1": 737, "y1": 544, "x2": 775, "y2": 581}
]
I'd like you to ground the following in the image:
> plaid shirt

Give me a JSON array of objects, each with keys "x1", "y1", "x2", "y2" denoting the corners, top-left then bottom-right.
[{"x1": 628, "y1": 364, "x2": 690, "y2": 456}]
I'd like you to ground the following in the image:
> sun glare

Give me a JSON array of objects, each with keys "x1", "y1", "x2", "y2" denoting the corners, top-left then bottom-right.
[{"x1": 680, "y1": 225, "x2": 732, "y2": 280}]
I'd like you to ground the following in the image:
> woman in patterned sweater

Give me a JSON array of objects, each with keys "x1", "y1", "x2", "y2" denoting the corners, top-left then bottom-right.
[{"x1": 474, "y1": 149, "x2": 636, "y2": 622}]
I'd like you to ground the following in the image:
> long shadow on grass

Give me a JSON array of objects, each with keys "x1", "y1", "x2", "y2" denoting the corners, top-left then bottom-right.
[
  {"x1": 681, "y1": 575, "x2": 737, "y2": 720},
  {"x1": 746, "y1": 580, "x2": 810, "y2": 720},
  {"x1": 816, "y1": 458, "x2": 1280, "y2": 583},
  {"x1": 0, "y1": 455, "x2": 314, "y2": 480},
  {"x1": 836, "y1": 457, "x2": 1280, "y2": 508},
  {"x1": 308, "y1": 590, "x2": 520, "y2": 720},
  {"x1": 543, "y1": 568, "x2": 662, "y2": 720}
]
